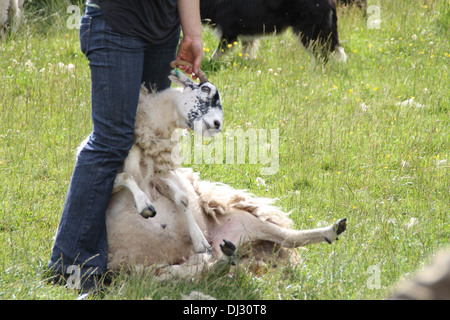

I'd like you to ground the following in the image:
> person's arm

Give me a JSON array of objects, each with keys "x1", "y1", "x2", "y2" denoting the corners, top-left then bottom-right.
[{"x1": 176, "y1": 0, "x2": 203, "y2": 77}]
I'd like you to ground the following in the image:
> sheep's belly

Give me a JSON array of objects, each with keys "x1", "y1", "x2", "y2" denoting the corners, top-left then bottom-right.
[{"x1": 106, "y1": 193, "x2": 204, "y2": 270}]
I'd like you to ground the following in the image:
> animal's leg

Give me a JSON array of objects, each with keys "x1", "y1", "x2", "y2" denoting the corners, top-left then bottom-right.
[
  {"x1": 154, "y1": 252, "x2": 213, "y2": 281},
  {"x1": 113, "y1": 172, "x2": 156, "y2": 218},
  {"x1": 293, "y1": 25, "x2": 329, "y2": 62},
  {"x1": 207, "y1": 239, "x2": 238, "y2": 277},
  {"x1": 156, "y1": 175, "x2": 213, "y2": 255},
  {"x1": 155, "y1": 239, "x2": 237, "y2": 281},
  {"x1": 211, "y1": 212, "x2": 347, "y2": 251},
  {"x1": 250, "y1": 217, "x2": 347, "y2": 247},
  {"x1": 241, "y1": 38, "x2": 259, "y2": 59},
  {"x1": 211, "y1": 36, "x2": 237, "y2": 59}
]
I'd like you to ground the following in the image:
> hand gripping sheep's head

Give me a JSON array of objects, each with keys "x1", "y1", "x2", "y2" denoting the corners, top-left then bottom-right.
[{"x1": 169, "y1": 60, "x2": 223, "y2": 137}]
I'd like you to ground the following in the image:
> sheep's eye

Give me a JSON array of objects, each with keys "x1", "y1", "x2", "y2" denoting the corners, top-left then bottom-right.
[{"x1": 201, "y1": 86, "x2": 211, "y2": 94}]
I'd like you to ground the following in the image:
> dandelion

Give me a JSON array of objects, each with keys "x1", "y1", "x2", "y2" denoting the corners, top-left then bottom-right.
[
  {"x1": 368, "y1": 44, "x2": 373, "y2": 48},
  {"x1": 239, "y1": 53, "x2": 243, "y2": 58},
  {"x1": 409, "y1": 43, "x2": 413, "y2": 47},
  {"x1": 373, "y1": 87, "x2": 378, "y2": 91},
  {"x1": 233, "y1": 41, "x2": 238, "y2": 46},
  {"x1": 227, "y1": 44, "x2": 233, "y2": 48},
  {"x1": 353, "y1": 49, "x2": 358, "y2": 53},
  {"x1": 349, "y1": 89, "x2": 353, "y2": 93}
]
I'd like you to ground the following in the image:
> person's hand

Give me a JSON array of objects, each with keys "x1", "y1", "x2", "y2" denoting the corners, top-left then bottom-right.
[{"x1": 176, "y1": 35, "x2": 203, "y2": 79}]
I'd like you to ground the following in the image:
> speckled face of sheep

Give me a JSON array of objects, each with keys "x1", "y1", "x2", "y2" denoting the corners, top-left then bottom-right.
[{"x1": 169, "y1": 70, "x2": 223, "y2": 137}]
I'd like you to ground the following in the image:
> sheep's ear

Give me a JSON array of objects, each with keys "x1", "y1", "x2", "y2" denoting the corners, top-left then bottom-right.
[{"x1": 169, "y1": 69, "x2": 195, "y2": 88}]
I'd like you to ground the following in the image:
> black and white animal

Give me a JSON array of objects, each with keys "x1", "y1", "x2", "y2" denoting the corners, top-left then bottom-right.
[
  {"x1": 97, "y1": 60, "x2": 347, "y2": 279},
  {"x1": 0, "y1": 0, "x2": 24, "y2": 36},
  {"x1": 200, "y1": 0, "x2": 347, "y2": 62},
  {"x1": 337, "y1": 0, "x2": 367, "y2": 11}
]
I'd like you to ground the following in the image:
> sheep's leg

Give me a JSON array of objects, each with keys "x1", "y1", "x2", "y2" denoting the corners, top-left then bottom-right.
[
  {"x1": 155, "y1": 175, "x2": 213, "y2": 255},
  {"x1": 207, "y1": 239, "x2": 238, "y2": 277},
  {"x1": 113, "y1": 172, "x2": 156, "y2": 218},
  {"x1": 260, "y1": 218, "x2": 347, "y2": 247},
  {"x1": 212, "y1": 212, "x2": 346, "y2": 250},
  {"x1": 155, "y1": 239, "x2": 237, "y2": 280},
  {"x1": 154, "y1": 252, "x2": 212, "y2": 281}
]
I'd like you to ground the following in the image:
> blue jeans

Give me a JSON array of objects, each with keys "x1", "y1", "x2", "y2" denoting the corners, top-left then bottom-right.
[{"x1": 48, "y1": 5, "x2": 180, "y2": 276}]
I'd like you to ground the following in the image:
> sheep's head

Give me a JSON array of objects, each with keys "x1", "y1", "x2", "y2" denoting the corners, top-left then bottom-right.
[{"x1": 169, "y1": 60, "x2": 223, "y2": 137}]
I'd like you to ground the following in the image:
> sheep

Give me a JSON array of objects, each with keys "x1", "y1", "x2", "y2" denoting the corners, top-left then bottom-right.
[
  {"x1": 200, "y1": 0, "x2": 347, "y2": 62},
  {"x1": 390, "y1": 249, "x2": 450, "y2": 300},
  {"x1": 0, "y1": 0, "x2": 24, "y2": 36},
  {"x1": 103, "y1": 60, "x2": 347, "y2": 279}
]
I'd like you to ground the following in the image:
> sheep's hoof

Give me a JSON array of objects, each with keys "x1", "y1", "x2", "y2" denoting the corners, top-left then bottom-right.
[
  {"x1": 140, "y1": 206, "x2": 157, "y2": 219},
  {"x1": 325, "y1": 218, "x2": 347, "y2": 244},
  {"x1": 220, "y1": 239, "x2": 237, "y2": 266},
  {"x1": 220, "y1": 239, "x2": 236, "y2": 257},
  {"x1": 334, "y1": 218, "x2": 347, "y2": 235}
]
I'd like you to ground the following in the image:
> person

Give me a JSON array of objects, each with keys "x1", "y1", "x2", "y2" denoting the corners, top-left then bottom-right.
[{"x1": 48, "y1": 0, "x2": 203, "y2": 294}]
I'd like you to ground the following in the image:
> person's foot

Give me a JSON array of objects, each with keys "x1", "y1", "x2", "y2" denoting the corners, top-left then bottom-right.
[
  {"x1": 45, "y1": 269, "x2": 112, "y2": 299},
  {"x1": 76, "y1": 275, "x2": 109, "y2": 299}
]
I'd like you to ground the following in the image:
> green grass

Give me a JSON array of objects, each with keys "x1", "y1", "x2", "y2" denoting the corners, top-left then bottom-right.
[{"x1": 0, "y1": 0, "x2": 448, "y2": 300}]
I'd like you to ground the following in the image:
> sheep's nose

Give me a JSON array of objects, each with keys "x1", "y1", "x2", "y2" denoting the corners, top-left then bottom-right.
[{"x1": 206, "y1": 119, "x2": 221, "y2": 130}]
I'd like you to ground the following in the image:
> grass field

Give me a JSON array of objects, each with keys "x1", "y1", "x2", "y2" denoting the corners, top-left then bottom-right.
[{"x1": 0, "y1": 0, "x2": 448, "y2": 300}]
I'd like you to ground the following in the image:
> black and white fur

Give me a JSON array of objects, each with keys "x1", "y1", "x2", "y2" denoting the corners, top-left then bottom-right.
[
  {"x1": 337, "y1": 0, "x2": 367, "y2": 11},
  {"x1": 200, "y1": 0, "x2": 347, "y2": 62}
]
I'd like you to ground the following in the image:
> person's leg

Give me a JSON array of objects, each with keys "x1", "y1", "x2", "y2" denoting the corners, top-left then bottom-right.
[
  {"x1": 48, "y1": 6, "x2": 148, "y2": 279},
  {"x1": 141, "y1": 26, "x2": 181, "y2": 92}
]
